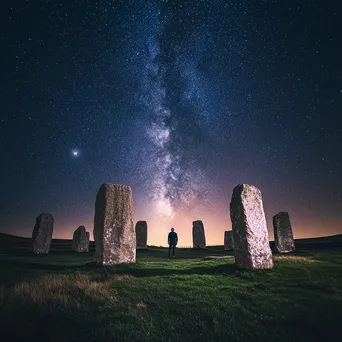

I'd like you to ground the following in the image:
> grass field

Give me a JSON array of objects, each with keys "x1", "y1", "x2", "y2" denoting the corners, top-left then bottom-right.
[{"x1": 0, "y1": 233, "x2": 342, "y2": 341}]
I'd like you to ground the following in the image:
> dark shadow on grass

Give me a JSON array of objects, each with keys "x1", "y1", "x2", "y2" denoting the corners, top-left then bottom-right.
[
  {"x1": 96, "y1": 262, "x2": 237, "y2": 278},
  {"x1": 0, "y1": 259, "x2": 236, "y2": 287},
  {"x1": 272, "y1": 248, "x2": 342, "y2": 264},
  {"x1": 0, "y1": 253, "x2": 97, "y2": 286},
  {"x1": 0, "y1": 258, "x2": 95, "y2": 271}
]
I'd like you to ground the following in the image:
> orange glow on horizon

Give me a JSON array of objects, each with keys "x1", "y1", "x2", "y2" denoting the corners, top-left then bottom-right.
[{"x1": 13, "y1": 213, "x2": 342, "y2": 247}]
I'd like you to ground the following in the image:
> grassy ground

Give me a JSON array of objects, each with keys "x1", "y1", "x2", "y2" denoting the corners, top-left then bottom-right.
[{"x1": 0, "y1": 235, "x2": 341, "y2": 341}]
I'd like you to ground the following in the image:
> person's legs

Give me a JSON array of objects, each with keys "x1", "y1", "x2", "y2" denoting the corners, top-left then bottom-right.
[
  {"x1": 172, "y1": 244, "x2": 175, "y2": 257},
  {"x1": 168, "y1": 244, "x2": 171, "y2": 257}
]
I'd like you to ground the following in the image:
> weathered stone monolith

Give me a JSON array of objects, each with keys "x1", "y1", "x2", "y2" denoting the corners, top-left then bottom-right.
[
  {"x1": 230, "y1": 184, "x2": 273, "y2": 269},
  {"x1": 93, "y1": 183, "x2": 136, "y2": 265},
  {"x1": 72, "y1": 226, "x2": 89, "y2": 252},
  {"x1": 136, "y1": 221, "x2": 147, "y2": 249},
  {"x1": 224, "y1": 230, "x2": 234, "y2": 250},
  {"x1": 273, "y1": 212, "x2": 295, "y2": 253},
  {"x1": 31, "y1": 213, "x2": 54, "y2": 254},
  {"x1": 192, "y1": 220, "x2": 206, "y2": 248}
]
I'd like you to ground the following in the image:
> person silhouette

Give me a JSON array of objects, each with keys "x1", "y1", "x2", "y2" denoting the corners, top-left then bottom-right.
[{"x1": 168, "y1": 227, "x2": 178, "y2": 258}]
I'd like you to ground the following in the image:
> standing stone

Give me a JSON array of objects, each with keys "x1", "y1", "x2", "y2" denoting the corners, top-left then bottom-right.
[
  {"x1": 224, "y1": 230, "x2": 234, "y2": 250},
  {"x1": 93, "y1": 183, "x2": 136, "y2": 265},
  {"x1": 230, "y1": 184, "x2": 273, "y2": 269},
  {"x1": 86, "y1": 232, "x2": 90, "y2": 251},
  {"x1": 273, "y1": 212, "x2": 295, "y2": 253},
  {"x1": 85, "y1": 231, "x2": 90, "y2": 251},
  {"x1": 32, "y1": 213, "x2": 54, "y2": 254},
  {"x1": 136, "y1": 221, "x2": 147, "y2": 249},
  {"x1": 72, "y1": 226, "x2": 89, "y2": 252},
  {"x1": 192, "y1": 220, "x2": 206, "y2": 248}
]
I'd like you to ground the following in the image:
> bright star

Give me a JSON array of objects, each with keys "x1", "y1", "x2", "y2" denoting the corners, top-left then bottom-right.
[{"x1": 71, "y1": 149, "x2": 79, "y2": 157}]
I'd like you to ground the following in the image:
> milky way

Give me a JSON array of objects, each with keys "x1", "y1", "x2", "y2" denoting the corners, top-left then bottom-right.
[{"x1": 132, "y1": 3, "x2": 214, "y2": 224}]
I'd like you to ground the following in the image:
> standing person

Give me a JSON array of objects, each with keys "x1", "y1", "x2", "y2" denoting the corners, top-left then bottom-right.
[{"x1": 168, "y1": 227, "x2": 178, "y2": 258}]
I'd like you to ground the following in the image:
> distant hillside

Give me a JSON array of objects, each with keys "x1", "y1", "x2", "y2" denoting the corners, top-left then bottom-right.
[
  {"x1": 270, "y1": 234, "x2": 342, "y2": 251},
  {"x1": 0, "y1": 232, "x2": 30, "y2": 241},
  {"x1": 0, "y1": 232, "x2": 95, "y2": 252},
  {"x1": 294, "y1": 234, "x2": 342, "y2": 243},
  {"x1": 0, "y1": 232, "x2": 341, "y2": 252}
]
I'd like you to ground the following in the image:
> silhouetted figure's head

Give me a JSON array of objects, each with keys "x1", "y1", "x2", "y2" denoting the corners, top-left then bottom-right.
[{"x1": 171, "y1": 227, "x2": 175, "y2": 232}]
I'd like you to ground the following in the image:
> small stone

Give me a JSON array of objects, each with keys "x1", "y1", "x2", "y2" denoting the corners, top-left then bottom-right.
[
  {"x1": 136, "y1": 221, "x2": 147, "y2": 249},
  {"x1": 93, "y1": 183, "x2": 136, "y2": 265},
  {"x1": 273, "y1": 212, "x2": 295, "y2": 253},
  {"x1": 72, "y1": 226, "x2": 89, "y2": 252},
  {"x1": 230, "y1": 184, "x2": 273, "y2": 270},
  {"x1": 224, "y1": 230, "x2": 234, "y2": 250},
  {"x1": 192, "y1": 220, "x2": 206, "y2": 248},
  {"x1": 32, "y1": 213, "x2": 54, "y2": 254}
]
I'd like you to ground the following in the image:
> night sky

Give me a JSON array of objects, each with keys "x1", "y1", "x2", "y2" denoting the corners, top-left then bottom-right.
[{"x1": 1, "y1": 0, "x2": 341, "y2": 246}]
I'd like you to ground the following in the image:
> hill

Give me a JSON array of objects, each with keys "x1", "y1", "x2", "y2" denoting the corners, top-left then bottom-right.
[{"x1": 1, "y1": 231, "x2": 342, "y2": 252}]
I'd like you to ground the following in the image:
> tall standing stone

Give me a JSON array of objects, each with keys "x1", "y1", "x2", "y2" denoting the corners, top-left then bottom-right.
[
  {"x1": 136, "y1": 221, "x2": 147, "y2": 249},
  {"x1": 93, "y1": 183, "x2": 136, "y2": 265},
  {"x1": 224, "y1": 230, "x2": 234, "y2": 250},
  {"x1": 230, "y1": 184, "x2": 273, "y2": 269},
  {"x1": 72, "y1": 226, "x2": 89, "y2": 252},
  {"x1": 273, "y1": 212, "x2": 295, "y2": 253},
  {"x1": 32, "y1": 213, "x2": 54, "y2": 254},
  {"x1": 192, "y1": 220, "x2": 206, "y2": 248}
]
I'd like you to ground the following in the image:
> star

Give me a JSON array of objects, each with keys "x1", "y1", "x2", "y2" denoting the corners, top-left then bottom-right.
[{"x1": 71, "y1": 149, "x2": 79, "y2": 157}]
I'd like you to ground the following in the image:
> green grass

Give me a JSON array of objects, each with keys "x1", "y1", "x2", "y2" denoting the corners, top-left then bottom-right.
[{"x1": 0, "y1": 242, "x2": 342, "y2": 341}]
